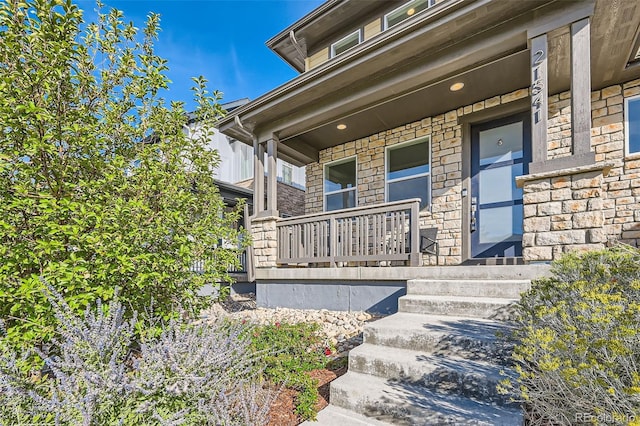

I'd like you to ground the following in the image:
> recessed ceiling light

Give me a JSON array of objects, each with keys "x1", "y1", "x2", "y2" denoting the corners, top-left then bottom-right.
[
  {"x1": 337, "y1": 124, "x2": 347, "y2": 130},
  {"x1": 449, "y1": 82, "x2": 465, "y2": 92},
  {"x1": 407, "y1": 7, "x2": 415, "y2": 15}
]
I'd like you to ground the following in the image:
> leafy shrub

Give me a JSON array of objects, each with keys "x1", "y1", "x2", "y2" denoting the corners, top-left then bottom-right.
[
  {"x1": 508, "y1": 246, "x2": 640, "y2": 425},
  {"x1": 250, "y1": 322, "x2": 329, "y2": 421},
  {"x1": 0, "y1": 1, "x2": 246, "y2": 353},
  {"x1": 0, "y1": 287, "x2": 273, "y2": 425}
]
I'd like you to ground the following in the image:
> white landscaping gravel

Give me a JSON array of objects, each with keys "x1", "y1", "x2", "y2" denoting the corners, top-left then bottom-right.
[{"x1": 199, "y1": 293, "x2": 383, "y2": 354}]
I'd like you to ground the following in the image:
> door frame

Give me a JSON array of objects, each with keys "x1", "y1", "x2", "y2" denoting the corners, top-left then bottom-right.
[
  {"x1": 470, "y1": 111, "x2": 531, "y2": 258},
  {"x1": 460, "y1": 98, "x2": 530, "y2": 263}
]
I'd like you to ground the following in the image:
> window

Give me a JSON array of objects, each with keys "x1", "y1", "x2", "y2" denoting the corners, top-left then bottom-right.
[
  {"x1": 625, "y1": 95, "x2": 640, "y2": 155},
  {"x1": 330, "y1": 30, "x2": 361, "y2": 57},
  {"x1": 324, "y1": 157, "x2": 356, "y2": 211},
  {"x1": 233, "y1": 139, "x2": 253, "y2": 181},
  {"x1": 282, "y1": 162, "x2": 293, "y2": 185},
  {"x1": 384, "y1": 0, "x2": 435, "y2": 30},
  {"x1": 386, "y1": 137, "x2": 430, "y2": 209},
  {"x1": 628, "y1": 37, "x2": 640, "y2": 66}
]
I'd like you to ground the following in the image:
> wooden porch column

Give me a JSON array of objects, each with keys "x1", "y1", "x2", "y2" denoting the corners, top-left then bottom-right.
[
  {"x1": 253, "y1": 136, "x2": 265, "y2": 214},
  {"x1": 266, "y1": 136, "x2": 279, "y2": 215},
  {"x1": 530, "y1": 33, "x2": 548, "y2": 164},
  {"x1": 527, "y1": 19, "x2": 596, "y2": 173},
  {"x1": 571, "y1": 18, "x2": 592, "y2": 156}
]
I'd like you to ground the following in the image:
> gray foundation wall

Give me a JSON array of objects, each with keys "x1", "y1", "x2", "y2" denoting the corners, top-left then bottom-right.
[
  {"x1": 198, "y1": 278, "x2": 256, "y2": 298},
  {"x1": 256, "y1": 280, "x2": 406, "y2": 314}
]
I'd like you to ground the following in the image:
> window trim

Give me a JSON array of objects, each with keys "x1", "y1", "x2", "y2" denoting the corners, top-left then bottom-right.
[
  {"x1": 323, "y1": 156, "x2": 357, "y2": 211},
  {"x1": 281, "y1": 162, "x2": 293, "y2": 185},
  {"x1": 385, "y1": 136, "x2": 432, "y2": 210},
  {"x1": 625, "y1": 94, "x2": 640, "y2": 157},
  {"x1": 383, "y1": 0, "x2": 436, "y2": 30},
  {"x1": 330, "y1": 30, "x2": 362, "y2": 58}
]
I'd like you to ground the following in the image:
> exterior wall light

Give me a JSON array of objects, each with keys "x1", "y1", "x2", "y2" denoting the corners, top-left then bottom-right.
[
  {"x1": 449, "y1": 82, "x2": 465, "y2": 91},
  {"x1": 337, "y1": 124, "x2": 347, "y2": 130}
]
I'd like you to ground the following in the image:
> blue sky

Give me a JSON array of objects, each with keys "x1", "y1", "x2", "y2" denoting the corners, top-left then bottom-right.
[{"x1": 76, "y1": 0, "x2": 324, "y2": 110}]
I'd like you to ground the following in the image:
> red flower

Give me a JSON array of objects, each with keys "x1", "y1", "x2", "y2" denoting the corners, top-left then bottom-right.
[
  {"x1": 324, "y1": 347, "x2": 332, "y2": 356},
  {"x1": 241, "y1": 319, "x2": 247, "y2": 324}
]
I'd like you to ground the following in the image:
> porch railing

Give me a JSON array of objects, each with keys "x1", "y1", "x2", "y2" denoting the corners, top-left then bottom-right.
[
  {"x1": 190, "y1": 250, "x2": 247, "y2": 274},
  {"x1": 277, "y1": 199, "x2": 421, "y2": 267}
]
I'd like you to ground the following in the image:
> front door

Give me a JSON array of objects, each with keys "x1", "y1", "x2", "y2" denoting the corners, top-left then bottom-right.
[{"x1": 470, "y1": 113, "x2": 530, "y2": 258}]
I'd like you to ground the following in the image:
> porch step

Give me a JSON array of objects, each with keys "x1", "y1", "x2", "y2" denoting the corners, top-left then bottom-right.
[
  {"x1": 363, "y1": 312, "x2": 514, "y2": 361},
  {"x1": 398, "y1": 294, "x2": 517, "y2": 319},
  {"x1": 407, "y1": 279, "x2": 530, "y2": 298},
  {"x1": 348, "y1": 344, "x2": 513, "y2": 404},
  {"x1": 314, "y1": 272, "x2": 539, "y2": 425},
  {"x1": 329, "y1": 371, "x2": 522, "y2": 426},
  {"x1": 405, "y1": 264, "x2": 550, "y2": 281},
  {"x1": 300, "y1": 404, "x2": 392, "y2": 426}
]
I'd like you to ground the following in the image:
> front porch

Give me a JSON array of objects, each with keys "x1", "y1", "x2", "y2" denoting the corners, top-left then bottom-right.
[
  {"x1": 252, "y1": 263, "x2": 550, "y2": 313},
  {"x1": 218, "y1": 0, "x2": 640, "y2": 292}
]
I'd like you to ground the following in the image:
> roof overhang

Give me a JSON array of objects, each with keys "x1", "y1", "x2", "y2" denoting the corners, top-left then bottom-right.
[
  {"x1": 266, "y1": 0, "x2": 403, "y2": 72},
  {"x1": 215, "y1": 179, "x2": 253, "y2": 206},
  {"x1": 220, "y1": 0, "x2": 640, "y2": 167}
]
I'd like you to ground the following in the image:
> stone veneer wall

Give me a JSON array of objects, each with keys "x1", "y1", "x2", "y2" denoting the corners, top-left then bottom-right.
[
  {"x1": 592, "y1": 81, "x2": 640, "y2": 246},
  {"x1": 277, "y1": 182, "x2": 305, "y2": 217},
  {"x1": 305, "y1": 88, "x2": 530, "y2": 265},
  {"x1": 251, "y1": 215, "x2": 278, "y2": 268},
  {"x1": 523, "y1": 79, "x2": 640, "y2": 260},
  {"x1": 303, "y1": 78, "x2": 640, "y2": 265},
  {"x1": 522, "y1": 169, "x2": 607, "y2": 261}
]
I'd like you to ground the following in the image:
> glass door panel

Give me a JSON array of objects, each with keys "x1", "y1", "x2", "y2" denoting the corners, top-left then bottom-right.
[{"x1": 471, "y1": 113, "x2": 530, "y2": 258}]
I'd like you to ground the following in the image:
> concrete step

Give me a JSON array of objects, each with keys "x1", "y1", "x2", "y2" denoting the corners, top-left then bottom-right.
[
  {"x1": 348, "y1": 344, "x2": 513, "y2": 404},
  {"x1": 398, "y1": 294, "x2": 518, "y2": 319},
  {"x1": 403, "y1": 264, "x2": 550, "y2": 281},
  {"x1": 407, "y1": 279, "x2": 530, "y2": 298},
  {"x1": 300, "y1": 404, "x2": 392, "y2": 426},
  {"x1": 363, "y1": 312, "x2": 514, "y2": 362},
  {"x1": 330, "y1": 371, "x2": 523, "y2": 426}
]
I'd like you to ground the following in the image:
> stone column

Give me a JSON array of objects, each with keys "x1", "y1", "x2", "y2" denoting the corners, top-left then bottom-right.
[
  {"x1": 251, "y1": 215, "x2": 279, "y2": 268},
  {"x1": 519, "y1": 165, "x2": 610, "y2": 261}
]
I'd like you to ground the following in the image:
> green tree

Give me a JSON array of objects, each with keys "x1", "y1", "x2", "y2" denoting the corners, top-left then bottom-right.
[{"x1": 0, "y1": 0, "x2": 245, "y2": 351}]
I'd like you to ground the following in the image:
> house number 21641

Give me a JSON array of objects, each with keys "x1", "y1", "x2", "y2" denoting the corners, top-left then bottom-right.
[{"x1": 531, "y1": 49, "x2": 545, "y2": 124}]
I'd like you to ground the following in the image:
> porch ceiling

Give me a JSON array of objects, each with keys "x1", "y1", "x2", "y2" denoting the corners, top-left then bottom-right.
[
  {"x1": 219, "y1": 0, "x2": 640, "y2": 167},
  {"x1": 284, "y1": 50, "x2": 532, "y2": 153}
]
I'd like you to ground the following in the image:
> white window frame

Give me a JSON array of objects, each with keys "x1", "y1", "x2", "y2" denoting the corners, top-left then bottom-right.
[
  {"x1": 323, "y1": 156, "x2": 357, "y2": 211},
  {"x1": 625, "y1": 94, "x2": 640, "y2": 156},
  {"x1": 330, "y1": 30, "x2": 362, "y2": 58},
  {"x1": 233, "y1": 140, "x2": 253, "y2": 182},
  {"x1": 385, "y1": 136, "x2": 431, "y2": 209},
  {"x1": 383, "y1": 0, "x2": 436, "y2": 30},
  {"x1": 281, "y1": 162, "x2": 293, "y2": 185}
]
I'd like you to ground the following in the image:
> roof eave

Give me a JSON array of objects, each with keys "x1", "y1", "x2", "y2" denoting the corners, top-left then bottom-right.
[
  {"x1": 218, "y1": 0, "x2": 471, "y2": 135},
  {"x1": 265, "y1": 0, "x2": 342, "y2": 49}
]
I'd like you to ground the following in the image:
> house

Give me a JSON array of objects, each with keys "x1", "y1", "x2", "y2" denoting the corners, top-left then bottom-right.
[
  {"x1": 217, "y1": 0, "x2": 640, "y2": 311},
  {"x1": 200, "y1": 98, "x2": 306, "y2": 219},
  {"x1": 189, "y1": 99, "x2": 305, "y2": 289},
  {"x1": 215, "y1": 2, "x2": 640, "y2": 421}
]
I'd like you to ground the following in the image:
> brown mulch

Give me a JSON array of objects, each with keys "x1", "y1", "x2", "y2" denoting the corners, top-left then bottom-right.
[{"x1": 266, "y1": 362, "x2": 348, "y2": 426}]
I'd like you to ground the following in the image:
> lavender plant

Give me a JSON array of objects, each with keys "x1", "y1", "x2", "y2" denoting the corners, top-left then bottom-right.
[{"x1": 0, "y1": 287, "x2": 273, "y2": 425}]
